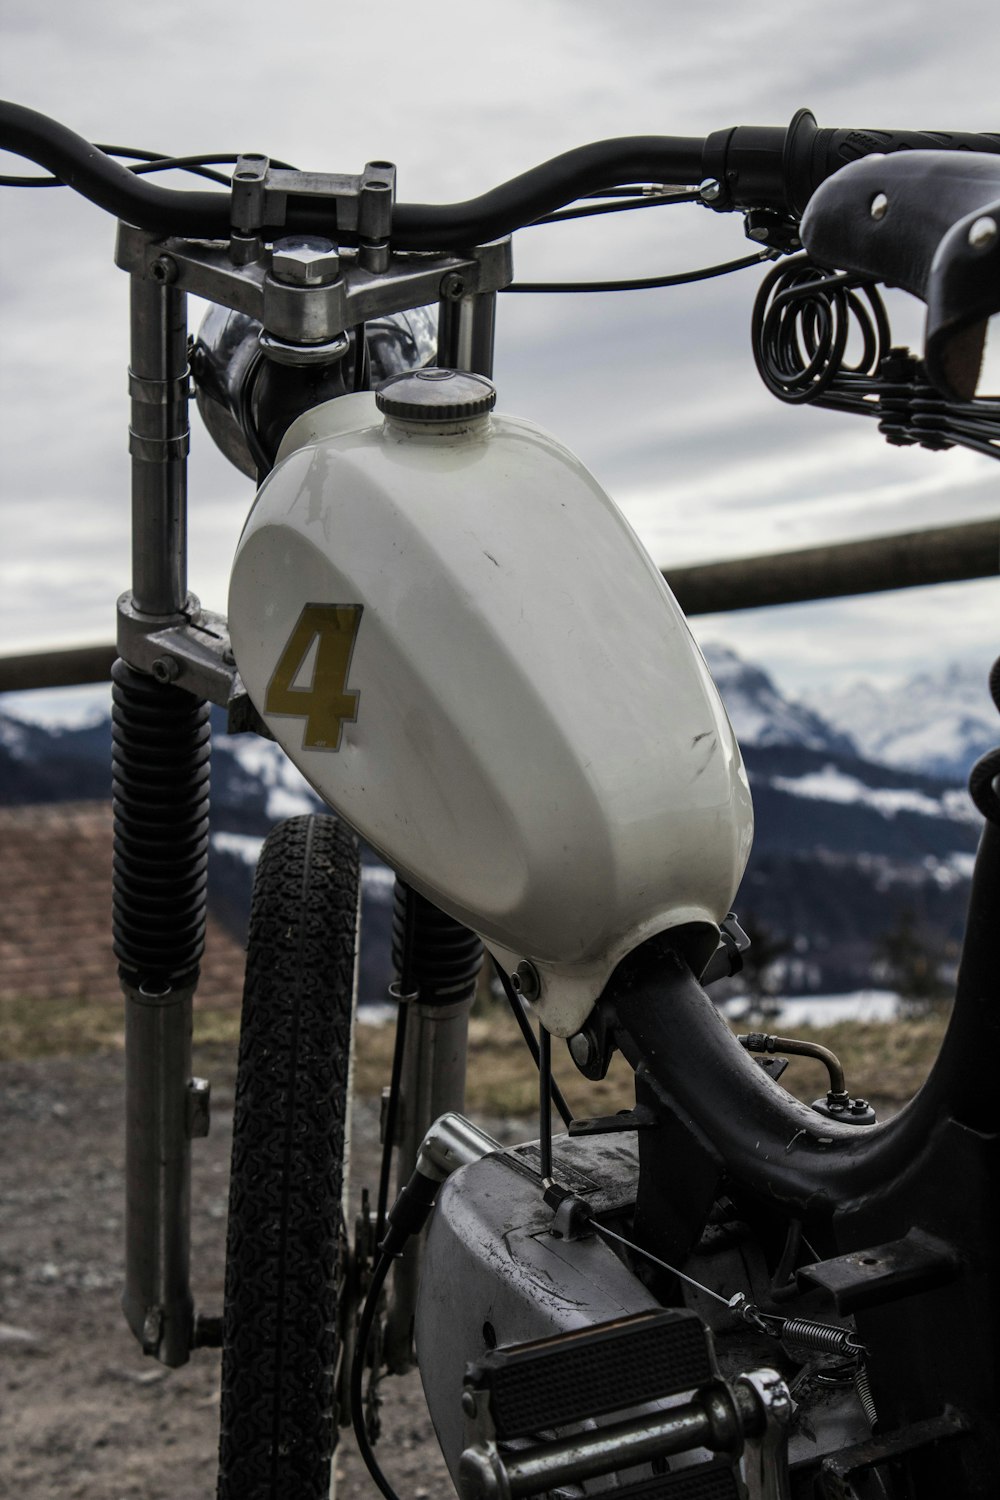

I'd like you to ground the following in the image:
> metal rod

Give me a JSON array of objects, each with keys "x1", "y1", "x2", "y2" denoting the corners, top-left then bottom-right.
[
  {"x1": 664, "y1": 517, "x2": 1000, "y2": 615},
  {"x1": 495, "y1": 1389, "x2": 736, "y2": 1496},
  {"x1": 128, "y1": 272, "x2": 190, "y2": 617},
  {"x1": 4, "y1": 518, "x2": 997, "y2": 694},
  {"x1": 436, "y1": 290, "x2": 497, "y2": 376},
  {"x1": 384, "y1": 994, "x2": 471, "y2": 1373},
  {"x1": 0, "y1": 642, "x2": 117, "y2": 692},
  {"x1": 539, "y1": 1026, "x2": 553, "y2": 1183},
  {"x1": 121, "y1": 979, "x2": 196, "y2": 1367}
]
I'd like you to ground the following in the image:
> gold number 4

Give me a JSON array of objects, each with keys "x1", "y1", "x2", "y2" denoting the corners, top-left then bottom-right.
[{"x1": 264, "y1": 603, "x2": 363, "y2": 750}]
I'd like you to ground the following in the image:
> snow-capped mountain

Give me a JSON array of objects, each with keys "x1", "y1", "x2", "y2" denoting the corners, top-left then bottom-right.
[
  {"x1": 0, "y1": 643, "x2": 989, "y2": 996},
  {"x1": 806, "y1": 662, "x2": 998, "y2": 781},
  {"x1": 702, "y1": 644, "x2": 856, "y2": 755}
]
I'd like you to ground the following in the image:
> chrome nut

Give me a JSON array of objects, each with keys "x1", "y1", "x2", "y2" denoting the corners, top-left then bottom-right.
[{"x1": 270, "y1": 236, "x2": 341, "y2": 287}]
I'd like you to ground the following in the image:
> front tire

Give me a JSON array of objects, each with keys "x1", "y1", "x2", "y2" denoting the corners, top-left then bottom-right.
[{"x1": 217, "y1": 813, "x2": 360, "y2": 1500}]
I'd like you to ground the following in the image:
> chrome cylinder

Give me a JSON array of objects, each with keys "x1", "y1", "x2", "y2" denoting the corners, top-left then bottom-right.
[
  {"x1": 128, "y1": 273, "x2": 190, "y2": 616},
  {"x1": 121, "y1": 979, "x2": 198, "y2": 1367},
  {"x1": 436, "y1": 291, "x2": 497, "y2": 377},
  {"x1": 384, "y1": 996, "x2": 471, "y2": 1373}
]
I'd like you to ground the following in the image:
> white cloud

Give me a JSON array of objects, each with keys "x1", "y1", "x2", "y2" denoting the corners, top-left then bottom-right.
[{"x1": 1, "y1": 0, "x2": 998, "y2": 693}]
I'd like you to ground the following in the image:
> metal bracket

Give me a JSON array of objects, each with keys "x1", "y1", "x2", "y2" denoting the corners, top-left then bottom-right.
[
  {"x1": 116, "y1": 590, "x2": 268, "y2": 735},
  {"x1": 796, "y1": 1227, "x2": 959, "y2": 1314},
  {"x1": 231, "y1": 156, "x2": 395, "y2": 234},
  {"x1": 116, "y1": 221, "x2": 513, "y2": 348},
  {"x1": 819, "y1": 1406, "x2": 967, "y2": 1492}
]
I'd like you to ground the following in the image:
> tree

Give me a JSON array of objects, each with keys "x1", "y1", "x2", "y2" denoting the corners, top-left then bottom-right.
[{"x1": 873, "y1": 908, "x2": 951, "y2": 1017}]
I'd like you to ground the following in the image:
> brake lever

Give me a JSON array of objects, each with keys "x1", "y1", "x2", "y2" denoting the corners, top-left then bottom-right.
[{"x1": 799, "y1": 150, "x2": 1000, "y2": 400}]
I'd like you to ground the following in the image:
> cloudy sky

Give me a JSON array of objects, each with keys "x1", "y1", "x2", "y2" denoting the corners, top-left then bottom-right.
[{"x1": 1, "y1": 0, "x2": 998, "y2": 702}]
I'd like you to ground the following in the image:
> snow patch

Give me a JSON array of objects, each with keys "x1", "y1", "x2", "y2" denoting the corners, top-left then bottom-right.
[
  {"x1": 211, "y1": 831, "x2": 264, "y2": 865},
  {"x1": 1, "y1": 684, "x2": 111, "y2": 730},
  {"x1": 772, "y1": 765, "x2": 951, "y2": 820},
  {"x1": 721, "y1": 989, "x2": 902, "y2": 1027}
]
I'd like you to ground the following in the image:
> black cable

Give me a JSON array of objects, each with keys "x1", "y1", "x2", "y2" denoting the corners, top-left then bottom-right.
[
  {"x1": 375, "y1": 881, "x2": 418, "y2": 1245},
  {"x1": 492, "y1": 959, "x2": 573, "y2": 1128},
  {"x1": 350, "y1": 1252, "x2": 404, "y2": 1500},
  {"x1": 539, "y1": 1027, "x2": 554, "y2": 1182},
  {"x1": 532, "y1": 188, "x2": 700, "y2": 225},
  {"x1": 0, "y1": 101, "x2": 233, "y2": 234},
  {"x1": 0, "y1": 145, "x2": 298, "y2": 190},
  {"x1": 0, "y1": 102, "x2": 708, "y2": 245},
  {"x1": 504, "y1": 250, "x2": 768, "y2": 293},
  {"x1": 374, "y1": 995, "x2": 410, "y2": 1247}
]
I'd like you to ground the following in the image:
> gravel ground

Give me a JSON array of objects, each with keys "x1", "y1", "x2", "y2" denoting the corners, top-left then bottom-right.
[{"x1": 0, "y1": 1048, "x2": 468, "y2": 1499}]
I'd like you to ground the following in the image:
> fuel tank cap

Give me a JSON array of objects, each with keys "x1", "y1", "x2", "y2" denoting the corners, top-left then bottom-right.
[{"x1": 376, "y1": 366, "x2": 496, "y2": 423}]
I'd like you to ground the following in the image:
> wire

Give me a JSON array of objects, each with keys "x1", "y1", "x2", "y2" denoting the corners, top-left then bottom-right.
[
  {"x1": 531, "y1": 188, "x2": 700, "y2": 225},
  {"x1": 492, "y1": 959, "x2": 573, "y2": 1128},
  {"x1": 539, "y1": 1027, "x2": 554, "y2": 1182},
  {"x1": 503, "y1": 250, "x2": 769, "y2": 294},
  {"x1": 592, "y1": 1222, "x2": 733, "y2": 1308},
  {"x1": 350, "y1": 1252, "x2": 404, "y2": 1500},
  {"x1": 0, "y1": 144, "x2": 297, "y2": 189}
]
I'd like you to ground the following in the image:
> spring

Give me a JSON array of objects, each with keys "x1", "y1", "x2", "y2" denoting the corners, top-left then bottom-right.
[
  {"x1": 391, "y1": 882, "x2": 483, "y2": 1005},
  {"x1": 779, "y1": 1316, "x2": 863, "y2": 1358},
  {"x1": 854, "y1": 1364, "x2": 879, "y2": 1432},
  {"x1": 111, "y1": 659, "x2": 211, "y2": 988}
]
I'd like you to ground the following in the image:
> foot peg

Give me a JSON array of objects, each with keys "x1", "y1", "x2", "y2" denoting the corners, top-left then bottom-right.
[{"x1": 457, "y1": 1309, "x2": 791, "y2": 1499}]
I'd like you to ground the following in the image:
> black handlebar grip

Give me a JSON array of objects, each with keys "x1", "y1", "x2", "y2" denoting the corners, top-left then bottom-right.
[{"x1": 704, "y1": 109, "x2": 1000, "y2": 218}]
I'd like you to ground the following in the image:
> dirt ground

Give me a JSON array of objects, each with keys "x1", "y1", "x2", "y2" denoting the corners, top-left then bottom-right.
[
  {"x1": 0, "y1": 1043, "x2": 474, "y2": 1500},
  {"x1": 1, "y1": 1008, "x2": 937, "y2": 1499}
]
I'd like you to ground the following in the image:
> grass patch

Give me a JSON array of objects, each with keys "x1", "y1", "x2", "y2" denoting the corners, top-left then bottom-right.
[{"x1": 2, "y1": 992, "x2": 949, "y2": 1118}]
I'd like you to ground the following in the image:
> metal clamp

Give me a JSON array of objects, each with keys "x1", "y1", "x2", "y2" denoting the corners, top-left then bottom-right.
[
  {"x1": 229, "y1": 155, "x2": 396, "y2": 268},
  {"x1": 116, "y1": 591, "x2": 266, "y2": 734},
  {"x1": 117, "y1": 221, "x2": 513, "y2": 350}
]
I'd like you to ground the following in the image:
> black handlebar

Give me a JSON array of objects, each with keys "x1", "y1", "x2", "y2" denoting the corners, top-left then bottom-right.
[{"x1": 2, "y1": 99, "x2": 999, "y2": 248}]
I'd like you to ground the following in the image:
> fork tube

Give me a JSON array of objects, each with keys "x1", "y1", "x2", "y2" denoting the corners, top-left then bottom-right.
[
  {"x1": 436, "y1": 290, "x2": 496, "y2": 377},
  {"x1": 128, "y1": 272, "x2": 190, "y2": 615},
  {"x1": 384, "y1": 887, "x2": 483, "y2": 1373},
  {"x1": 118, "y1": 270, "x2": 207, "y2": 1368}
]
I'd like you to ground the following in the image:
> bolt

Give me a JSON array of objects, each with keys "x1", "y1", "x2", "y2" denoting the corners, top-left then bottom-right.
[
  {"x1": 870, "y1": 193, "x2": 888, "y2": 222},
  {"x1": 150, "y1": 655, "x2": 180, "y2": 684},
  {"x1": 439, "y1": 271, "x2": 466, "y2": 301},
  {"x1": 141, "y1": 1307, "x2": 163, "y2": 1354},
  {"x1": 968, "y1": 215, "x2": 998, "y2": 251},
  {"x1": 748, "y1": 225, "x2": 771, "y2": 243},
  {"x1": 568, "y1": 1031, "x2": 596, "y2": 1069},
  {"x1": 150, "y1": 255, "x2": 178, "y2": 284},
  {"x1": 851, "y1": 1097, "x2": 870, "y2": 1113},
  {"x1": 271, "y1": 236, "x2": 341, "y2": 287},
  {"x1": 699, "y1": 178, "x2": 722, "y2": 203},
  {"x1": 222, "y1": 646, "x2": 236, "y2": 666},
  {"x1": 510, "y1": 961, "x2": 540, "y2": 1002}
]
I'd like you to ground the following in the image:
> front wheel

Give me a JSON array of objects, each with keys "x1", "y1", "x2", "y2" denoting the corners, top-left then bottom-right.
[{"x1": 217, "y1": 813, "x2": 360, "y2": 1500}]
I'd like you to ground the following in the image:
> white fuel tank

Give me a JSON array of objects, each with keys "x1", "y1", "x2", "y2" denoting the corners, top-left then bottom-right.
[{"x1": 228, "y1": 371, "x2": 753, "y2": 1036}]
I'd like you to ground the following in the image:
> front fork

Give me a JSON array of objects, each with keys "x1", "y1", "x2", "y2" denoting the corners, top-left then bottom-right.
[
  {"x1": 115, "y1": 260, "x2": 498, "y2": 1367},
  {"x1": 115, "y1": 271, "x2": 213, "y2": 1366}
]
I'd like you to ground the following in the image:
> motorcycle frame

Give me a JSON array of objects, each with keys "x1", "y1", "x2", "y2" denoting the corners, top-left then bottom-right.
[{"x1": 97, "y1": 157, "x2": 1000, "y2": 1495}]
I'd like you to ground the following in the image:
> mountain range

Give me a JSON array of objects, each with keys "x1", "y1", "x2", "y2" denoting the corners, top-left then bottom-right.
[{"x1": 2, "y1": 646, "x2": 996, "y2": 1000}]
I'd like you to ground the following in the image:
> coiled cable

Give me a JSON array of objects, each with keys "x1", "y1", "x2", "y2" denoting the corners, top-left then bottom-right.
[{"x1": 751, "y1": 254, "x2": 890, "y2": 407}]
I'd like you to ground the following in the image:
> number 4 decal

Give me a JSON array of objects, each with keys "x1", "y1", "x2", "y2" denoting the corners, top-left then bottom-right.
[{"x1": 265, "y1": 603, "x2": 363, "y2": 750}]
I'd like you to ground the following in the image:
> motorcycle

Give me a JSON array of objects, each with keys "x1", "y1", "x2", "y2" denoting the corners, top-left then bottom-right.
[{"x1": 1, "y1": 99, "x2": 999, "y2": 1498}]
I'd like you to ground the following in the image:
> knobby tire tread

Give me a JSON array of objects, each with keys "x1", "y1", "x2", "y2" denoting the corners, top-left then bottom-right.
[{"x1": 217, "y1": 814, "x2": 360, "y2": 1500}]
